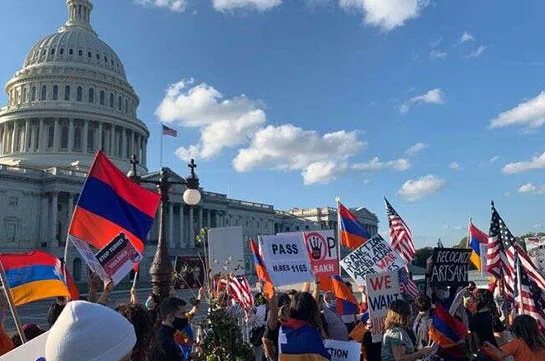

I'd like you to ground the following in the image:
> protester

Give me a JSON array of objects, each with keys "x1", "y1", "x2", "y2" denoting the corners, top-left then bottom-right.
[
  {"x1": 116, "y1": 303, "x2": 164, "y2": 361},
  {"x1": 470, "y1": 289, "x2": 499, "y2": 348},
  {"x1": 381, "y1": 299, "x2": 432, "y2": 361},
  {"x1": 412, "y1": 295, "x2": 432, "y2": 350},
  {"x1": 46, "y1": 296, "x2": 67, "y2": 328},
  {"x1": 249, "y1": 293, "x2": 268, "y2": 361},
  {"x1": 278, "y1": 292, "x2": 330, "y2": 360},
  {"x1": 145, "y1": 293, "x2": 161, "y2": 326},
  {"x1": 342, "y1": 282, "x2": 358, "y2": 331},
  {"x1": 45, "y1": 300, "x2": 136, "y2": 361},
  {"x1": 0, "y1": 309, "x2": 13, "y2": 356},
  {"x1": 263, "y1": 291, "x2": 291, "y2": 361},
  {"x1": 321, "y1": 291, "x2": 349, "y2": 341},
  {"x1": 157, "y1": 297, "x2": 189, "y2": 361},
  {"x1": 11, "y1": 323, "x2": 45, "y2": 347},
  {"x1": 484, "y1": 315, "x2": 545, "y2": 361}
]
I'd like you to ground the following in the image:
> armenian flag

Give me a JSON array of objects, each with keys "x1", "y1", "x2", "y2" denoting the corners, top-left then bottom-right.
[
  {"x1": 279, "y1": 319, "x2": 331, "y2": 361},
  {"x1": 429, "y1": 303, "x2": 468, "y2": 348},
  {"x1": 175, "y1": 324, "x2": 194, "y2": 360},
  {"x1": 331, "y1": 275, "x2": 359, "y2": 320},
  {"x1": 468, "y1": 220, "x2": 488, "y2": 271},
  {"x1": 337, "y1": 202, "x2": 370, "y2": 249},
  {"x1": 0, "y1": 251, "x2": 79, "y2": 306},
  {"x1": 250, "y1": 238, "x2": 273, "y2": 298},
  {"x1": 69, "y1": 151, "x2": 160, "y2": 254}
]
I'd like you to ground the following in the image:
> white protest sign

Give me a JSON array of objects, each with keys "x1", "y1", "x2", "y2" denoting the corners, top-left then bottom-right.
[
  {"x1": 0, "y1": 331, "x2": 47, "y2": 361},
  {"x1": 340, "y1": 234, "x2": 406, "y2": 286},
  {"x1": 366, "y1": 270, "x2": 402, "y2": 342},
  {"x1": 259, "y1": 234, "x2": 314, "y2": 287},
  {"x1": 208, "y1": 226, "x2": 245, "y2": 276},
  {"x1": 69, "y1": 235, "x2": 109, "y2": 281},
  {"x1": 525, "y1": 236, "x2": 545, "y2": 278},
  {"x1": 324, "y1": 339, "x2": 361, "y2": 361},
  {"x1": 480, "y1": 243, "x2": 488, "y2": 276},
  {"x1": 95, "y1": 232, "x2": 142, "y2": 286}
]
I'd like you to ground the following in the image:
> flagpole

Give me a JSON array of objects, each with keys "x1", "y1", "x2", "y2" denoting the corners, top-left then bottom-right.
[
  {"x1": 335, "y1": 197, "x2": 342, "y2": 270},
  {"x1": 516, "y1": 254, "x2": 523, "y2": 316},
  {"x1": 160, "y1": 126, "x2": 163, "y2": 168},
  {"x1": 0, "y1": 260, "x2": 26, "y2": 344}
]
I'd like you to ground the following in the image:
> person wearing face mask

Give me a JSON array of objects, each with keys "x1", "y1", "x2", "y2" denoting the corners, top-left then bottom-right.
[
  {"x1": 157, "y1": 297, "x2": 191, "y2": 361},
  {"x1": 321, "y1": 291, "x2": 348, "y2": 341}
]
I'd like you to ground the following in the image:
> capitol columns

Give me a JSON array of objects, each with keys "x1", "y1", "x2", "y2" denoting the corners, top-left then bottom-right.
[
  {"x1": 168, "y1": 202, "x2": 174, "y2": 248},
  {"x1": 189, "y1": 207, "x2": 194, "y2": 248},
  {"x1": 179, "y1": 205, "x2": 184, "y2": 248},
  {"x1": 53, "y1": 118, "x2": 59, "y2": 152},
  {"x1": 109, "y1": 125, "x2": 116, "y2": 156},
  {"x1": 68, "y1": 119, "x2": 74, "y2": 152},
  {"x1": 23, "y1": 119, "x2": 30, "y2": 152},
  {"x1": 98, "y1": 121, "x2": 103, "y2": 151},
  {"x1": 50, "y1": 192, "x2": 59, "y2": 243},
  {"x1": 38, "y1": 119, "x2": 45, "y2": 152},
  {"x1": 82, "y1": 120, "x2": 89, "y2": 153},
  {"x1": 11, "y1": 121, "x2": 18, "y2": 153}
]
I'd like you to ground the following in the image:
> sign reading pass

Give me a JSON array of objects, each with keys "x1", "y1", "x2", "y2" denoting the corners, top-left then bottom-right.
[
  {"x1": 366, "y1": 271, "x2": 401, "y2": 342},
  {"x1": 340, "y1": 234, "x2": 406, "y2": 286},
  {"x1": 430, "y1": 248, "x2": 471, "y2": 287},
  {"x1": 259, "y1": 234, "x2": 314, "y2": 287},
  {"x1": 324, "y1": 339, "x2": 361, "y2": 361}
]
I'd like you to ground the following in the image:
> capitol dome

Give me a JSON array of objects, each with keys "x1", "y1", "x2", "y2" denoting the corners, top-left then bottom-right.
[{"x1": 0, "y1": 0, "x2": 149, "y2": 172}]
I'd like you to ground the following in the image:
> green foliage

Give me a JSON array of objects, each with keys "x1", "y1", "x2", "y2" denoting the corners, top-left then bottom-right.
[
  {"x1": 454, "y1": 236, "x2": 468, "y2": 249},
  {"x1": 192, "y1": 305, "x2": 254, "y2": 361},
  {"x1": 413, "y1": 247, "x2": 433, "y2": 268}
]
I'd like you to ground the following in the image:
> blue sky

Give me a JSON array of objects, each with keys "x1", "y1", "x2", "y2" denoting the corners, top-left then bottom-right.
[{"x1": 1, "y1": 0, "x2": 545, "y2": 247}]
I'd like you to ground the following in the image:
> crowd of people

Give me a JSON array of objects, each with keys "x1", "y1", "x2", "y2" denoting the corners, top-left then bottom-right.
[{"x1": 0, "y1": 272, "x2": 544, "y2": 361}]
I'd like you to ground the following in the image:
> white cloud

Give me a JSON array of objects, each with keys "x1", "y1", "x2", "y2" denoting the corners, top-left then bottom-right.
[
  {"x1": 430, "y1": 50, "x2": 447, "y2": 60},
  {"x1": 519, "y1": 183, "x2": 545, "y2": 194},
  {"x1": 351, "y1": 157, "x2": 411, "y2": 172},
  {"x1": 212, "y1": 0, "x2": 282, "y2": 11},
  {"x1": 339, "y1": 0, "x2": 430, "y2": 31},
  {"x1": 448, "y1": 161, "x2": 461, "y2": 171},
  {"x1": 444, "y1": 224, "x2": 463, "y2": 231},
  {"x1": 405, "y1": 142, "x2": 428, "y2": 156},
  {"x1": 459, "y1": 31, "x2": 474, "y2": 44},
  {"x1": 134, "y1": 0, "x2": 186, "y2": 12},
  {"x1": 233, "y1": 125, "x2": 365, "y2": 185},
  {"x1": 156, "y1": 79, "x2": 266, "y2": 160},
  {"x1": 489, "y1": 155, "x2": 500, "y2": 163},
  {"x1": 490, "y1": 91, "x2": 545, "y2": 130},
  {"x1": 502, "y1": 151, "x2": 545, "y2": 174},
  {"x1": 467, "y1": 45, "x2": 487, "y2": 58},
  {"x1": 398, "y1": 174, "x2": 446, "y2": 201},
  {"x1": 400, "y1": 88, "x2": 445, "y2": 114}
]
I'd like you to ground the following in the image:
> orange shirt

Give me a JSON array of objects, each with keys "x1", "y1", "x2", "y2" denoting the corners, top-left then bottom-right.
[{"x1": 501, "y1": 338, "x2": 545, "y2": 361}]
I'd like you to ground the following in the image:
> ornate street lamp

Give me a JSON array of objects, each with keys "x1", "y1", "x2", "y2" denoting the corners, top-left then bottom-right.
[{"x1": 127, "y1": 155, "x2": 201, "y2": 302}]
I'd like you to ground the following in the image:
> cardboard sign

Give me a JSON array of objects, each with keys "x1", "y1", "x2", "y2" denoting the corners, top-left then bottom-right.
[
  {"x1": 208, "y1": 226, "x2": 245, "y2": 276},
  {"x1": 304, "y1": 230, "x2": 339, "y2": 277},
  {"x1": 340, "y1": 235, "x2": 406, "y2": 286},
  {"x1": 324, "y1": 339, "x2": 361, "y2": 361},
  {"x1": 0, "y1": 331, "x2": 47, "y2": 360},
  {"x1": 259, "y1": 234, "x2": 314, "y2": 287},
  {"x1": 96, "y1": 233, "x2": 142, "y2": 286},
  {"x1": 525, "y1": 237, "x2": 545, "y2": 278},
  {"x1": 430, "y1": 248, "x2": 472, "y2": 287},
  {"x1": 69, "y1": 235, "x2": 109, "y2": 282},
  {"x1": 366, "y1": 271, "x2": 402, "y2": 342},
  {"x1": 174, "y1": 257, "x2": 205, "y2": 290}
]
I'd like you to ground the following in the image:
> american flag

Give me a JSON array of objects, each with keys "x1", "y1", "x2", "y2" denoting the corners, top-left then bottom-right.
[
  {"x1": 162, "y1": 124, "x2": 178, "y2": 137},
  {"x1": 228, "y1": 275, "x2": 254, "y2": 312},
  {"x1": 399, "y1": 267, "x2": 419, "y2": 298},
  {"x1": 487, "y1": 202, "x2": 516, "y2": 300},
  {"x1": 513, "y1": 248, "x2": 545, "y2": 329},
  {"x1": 385, "y1": 198, "x2": 416, "y2": 264}
]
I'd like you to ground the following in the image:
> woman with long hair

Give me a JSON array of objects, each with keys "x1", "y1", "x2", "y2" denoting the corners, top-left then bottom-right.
[
  {"x1": 382, "y1": 299, "x2": 432, "y2": 361},
  {"x1": 484, "y1": 314, "x2": 545, "y2": 361}
]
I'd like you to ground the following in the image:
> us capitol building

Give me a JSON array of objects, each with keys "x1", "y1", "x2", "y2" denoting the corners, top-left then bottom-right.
[{"x1": 0, "y1": 0, "x2": 378, "y2": 284}]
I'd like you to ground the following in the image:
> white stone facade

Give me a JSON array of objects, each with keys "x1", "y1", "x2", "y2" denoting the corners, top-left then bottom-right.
[{"x1": 0, "y1": 0, "x2": 378, "y2": 284}]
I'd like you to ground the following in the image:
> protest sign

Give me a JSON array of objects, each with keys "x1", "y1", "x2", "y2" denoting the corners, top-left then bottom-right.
[
  {"x1": 95, "y1": 232, "x2": 142, "y2": 286},
  {"x1": 340, "y1": 234, "x2": 406, "y2": 286},
  {"x1": 479, "y1": 243, "x2": 488, "y2": 276},
  {"x1": 69, "y1": 235, "x2": 109, "y2": 282},
  {"x1": 0, "y1": 330, "x2": 47, "y2": 360},
  {"x1": 174, "y1": 256, "x2": 205, "y2": 289},
  {"x1": 525, "y1": 236, "x2": 545, "y2": 278},
  {"x1": 366, "y1": 270, "x2": 401, "y2": 342},
  {"x1": 304, "y1": 230, "x2": 338, "y2": 277},
  {"x1": 208, "y1": 226, "x2": 245, "y2": 276},
  {"x1": 259, "y1": 234, "x2": 314, "y2": 287},
  {"x1": 324, "y1": 339, "x2": 361, "y2": 361},
  {"x1": 430, "y1": 248, "x2": 471, "y2": 287}
]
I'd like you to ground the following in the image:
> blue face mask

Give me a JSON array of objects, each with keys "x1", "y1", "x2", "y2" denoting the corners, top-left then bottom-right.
[{"x1": 145, "y1": 297, "x2": 155, "y2": 310}]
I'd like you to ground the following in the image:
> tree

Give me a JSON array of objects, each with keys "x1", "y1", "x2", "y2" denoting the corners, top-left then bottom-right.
[
  {"x1": 454, "y1": 236, "x2": 468, "y2": 249},
  {"x1": 413, "y1": 247, "x2": 433, "y2": 268}
]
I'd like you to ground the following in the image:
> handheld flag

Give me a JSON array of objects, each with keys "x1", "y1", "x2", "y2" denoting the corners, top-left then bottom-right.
[
  {"x1": 385, "y1": 198, "x2": 416, "y2": 263},
  {"x1": 429, "y1": 303, "x2": 468, "y2": 347},
  {"x1": 250, "y1": 238, "x2": 273, "y2": 298},
  {"x1": 337, "y1": 202, "x2": 370, "y2": 249},
  {"x1": 0, "y1": 251, "x2": 79, "y2": 306},
  {"x1": 331, "y1": 275, "x2": 359, "y2": 320},
  {"x1": 69, "y1": 151, "x2": 160, "y2": 254},
  {"x1": 468, "y1": 220, "x2": 488, "y2": 271}
]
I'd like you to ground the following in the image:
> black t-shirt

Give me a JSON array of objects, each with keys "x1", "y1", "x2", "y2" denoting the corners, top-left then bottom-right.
[
  {"x1": 469, "y1": 311, "x2": 498, "y2": 347},
  {"x1": 264, "y1": 323, "x2": 280, "y2": 353},
  {"x1": 157, "y1": 324, "x2": 183, "y2": 361},
  {"x1": 363, "y1": 330, "x2": 381, "y2": 361}
]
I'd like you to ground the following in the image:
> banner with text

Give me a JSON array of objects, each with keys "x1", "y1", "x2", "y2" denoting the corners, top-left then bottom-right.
[
  {"x1": 366, "y1": 270, "x2": 401, "y2": 342},
  {"x1": 340, "y1": 234, "x2": 406, "y2": 286},
  {"x1": 525, "y1": 236, "x2": 545, "y2": 278},
  {"x1": 96, "y1": 232, "x2": 142, "y2": 286},
  {"x1": 69, "y1": 235, "x2": 109, "y2": 282},
  {"x1": 304, "y1": 230, "x2": 339, "y2": 278},
  {"x1": 430, "y1": 248, "x2": 472, "y2": 287},
  {"x1": 324, "y1": 339, "x2": 361, "y2": 361},
  {"x1": 259, "y1": 234, "x2": 314, "y2": 287}
]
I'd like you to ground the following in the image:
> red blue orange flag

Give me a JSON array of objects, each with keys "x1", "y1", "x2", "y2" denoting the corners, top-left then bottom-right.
[
  {"x1": 331, "y1": 275, "x2": 359, "y2": 320},
  {"x1": 0, "y1": 251, "x2": 79, "y2": 306},
  {"x1": 338, "y1": 202, "x2": 370, "y2": 249},
  {"x1": 468, "y1": 220, "x2": 488, "y2": 271},
  {"x1": 69, "y1": 151, "x2": 160, "y2": 254},
  {"x1": 250, "y1": 238, "x2": 273, "y2": 298},
  {"x1": 279, "y1": 319, "x2": 331, "y2": 361},
  {"x1": 429, "y1": 303, "x2": 468, "y2": 348}
]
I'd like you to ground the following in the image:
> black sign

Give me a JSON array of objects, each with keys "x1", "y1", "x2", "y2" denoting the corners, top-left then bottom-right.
[
  {"x1": 430, "y1": 248, "x2": 472, "y2": 287},
  {"x1": 174, "y1": 257, "x2": 205, "y2": 290}
]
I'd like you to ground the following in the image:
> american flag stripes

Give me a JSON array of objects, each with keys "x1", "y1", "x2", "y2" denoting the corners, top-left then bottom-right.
[
  {"x1": 514, "y1": 247, "x2": 545, "y2": 329},
  {"x1": 399, "y1": 267, "x2": 419, "y2": 298},
  {"x1": 162, "y1": 124, "x2": 178, "y2": 137},
  {"x1": 385, "y1": 198, "x2": 416, "y2": 264},
  {"x1": 228, "y1": 275, "x2": 254, "y2": 312}
]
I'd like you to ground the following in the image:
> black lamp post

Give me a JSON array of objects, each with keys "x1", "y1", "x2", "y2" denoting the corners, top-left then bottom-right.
[{"x1": 127, "y1": 155, "x2": 201, "y2": 302}]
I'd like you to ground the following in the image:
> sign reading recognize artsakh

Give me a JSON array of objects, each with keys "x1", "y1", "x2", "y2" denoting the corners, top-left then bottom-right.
[{"x1": 430, "y1": 248, "x2": 471, "y2": 287}]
